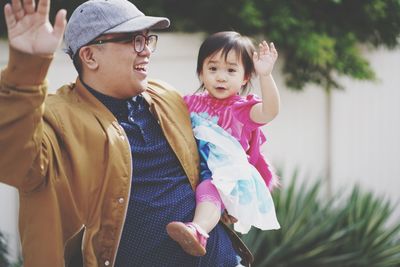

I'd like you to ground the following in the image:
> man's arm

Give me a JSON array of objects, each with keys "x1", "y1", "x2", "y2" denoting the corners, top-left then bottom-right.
[{"x1": 0, "y1": 0, "x2": 66, "y2": 188}]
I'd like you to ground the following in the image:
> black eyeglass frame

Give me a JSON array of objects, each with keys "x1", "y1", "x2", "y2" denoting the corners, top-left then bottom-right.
[{"x1": 86, "y1": 34, "x2": 158, "y2": 53}]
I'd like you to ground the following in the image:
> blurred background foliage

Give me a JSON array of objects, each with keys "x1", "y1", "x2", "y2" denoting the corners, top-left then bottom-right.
[
  {"x1": 0, "y1": 232, "x2": 22, "y2": 267},
  {"x1": 0, "y1": 233, "x2": 9, "y2": 267},
  {"x1": 2, "y1": 0, "x2": 399, "y2": 90},
  {"x1": 1, "y1": 1, "x2": 400, "y2": 266},
  {"x1": 241, "y1": 176, "x2": 400, "y2": 267}
]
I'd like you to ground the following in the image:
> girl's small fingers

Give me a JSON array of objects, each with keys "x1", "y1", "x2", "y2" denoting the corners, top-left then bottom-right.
[
  {"x1": 253, "y1": 51, "x2": 258, "y2": 60},
  {"x1": 263, "y1": 41, "x2": 270, "y2": 53},
  {"x1": 270, "y1": 42, "x2": 277, "y2": 52},
  {"x1": 259, "y1": 41, "x2": 266, "y2": 49},
  {"x1": 257, "y1": 42, "x2": 265, "y2": 54}
]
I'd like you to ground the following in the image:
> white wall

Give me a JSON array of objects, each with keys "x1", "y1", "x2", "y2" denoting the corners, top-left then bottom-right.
[
  {"x1": 1, "y1": 33, "x2": 399, "y2": 262},
  {"x1": 331, "y1": 47, "x2": 400, "y2": 213}
]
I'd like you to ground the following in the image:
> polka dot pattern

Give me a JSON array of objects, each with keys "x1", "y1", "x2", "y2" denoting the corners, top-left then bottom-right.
[{"x1": 86, "y1": 86, "x2": 239, "y2": 266}]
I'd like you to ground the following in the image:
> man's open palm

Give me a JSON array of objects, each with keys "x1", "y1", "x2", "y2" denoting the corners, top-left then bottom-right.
[{"x1": 4, "y1": 0, "x2": 66, "y2": 55}]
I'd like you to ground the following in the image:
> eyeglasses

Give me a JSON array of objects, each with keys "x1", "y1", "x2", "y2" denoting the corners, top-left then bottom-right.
[{"x1": 87, "y1": 34, "x2": 158, "y2": 53}]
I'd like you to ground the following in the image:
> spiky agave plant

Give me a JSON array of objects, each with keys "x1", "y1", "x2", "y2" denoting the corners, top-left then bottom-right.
[
  {"x1": 241, "y1": 175, "x2": 400, "y2": 267},
  {"x1": 0, "y1": 232, "x2": 10, "y2": 267},
  {"x1": 0, "y1": 232, "x2": 23, "y2": 267}
]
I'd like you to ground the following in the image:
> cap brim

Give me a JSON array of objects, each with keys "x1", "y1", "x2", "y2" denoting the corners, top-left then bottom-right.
[{"x1": 104, "y1": 16, "x2": 170, "y2": 34}]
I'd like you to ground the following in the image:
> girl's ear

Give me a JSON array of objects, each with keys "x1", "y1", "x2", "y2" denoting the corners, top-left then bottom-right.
[
  {"x1": 79, "y1": 47, "x2": 99, "y2": 70},
  {"x1": 199, "y1": 72, "x2": 204, "y2": 83},
  {"x1": 242, "y1": 75, "x2": 250, "y2": 86}
]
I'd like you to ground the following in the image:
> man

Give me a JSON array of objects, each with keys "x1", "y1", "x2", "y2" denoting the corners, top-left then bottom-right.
[{"x1": 0, "y1": 0, "x2": 252, "y2": 266}]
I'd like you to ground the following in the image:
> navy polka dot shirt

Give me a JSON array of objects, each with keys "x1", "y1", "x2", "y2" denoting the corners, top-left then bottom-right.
[{"x1": 86, "y1": 85, "x2": 239, "y2": 267}]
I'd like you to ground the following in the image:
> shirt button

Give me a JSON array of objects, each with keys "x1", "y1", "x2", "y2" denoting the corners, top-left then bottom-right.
[
  {"x1": 120, "y1": 135, "x2": 125, "y2": 141},
  {"x1": 118, "y1": 197, "x2": 124, "y2": 204},
  {"x1": 104, "y1": 260, "x2": 110, "y2": 266}
]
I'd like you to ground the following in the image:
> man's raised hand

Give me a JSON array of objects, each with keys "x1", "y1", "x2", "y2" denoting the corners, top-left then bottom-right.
[{"x1": 4, "y1": 0, "x2": 67, "y2": 55}]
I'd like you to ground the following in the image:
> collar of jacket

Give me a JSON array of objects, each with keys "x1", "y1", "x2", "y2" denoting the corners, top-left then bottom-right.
[{"x1": 73, "y1": 77, "x2": 200, "y2": 190}]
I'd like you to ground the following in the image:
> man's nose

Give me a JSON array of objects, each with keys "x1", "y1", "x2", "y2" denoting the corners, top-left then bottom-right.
[{"x1": 138, "y1": 44, "x2": 151, "y2": 56}]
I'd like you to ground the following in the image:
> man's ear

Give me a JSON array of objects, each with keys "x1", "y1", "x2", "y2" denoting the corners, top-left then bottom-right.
[{"x1": 79, "y1": 47, "x2": 99, "y2": 70}]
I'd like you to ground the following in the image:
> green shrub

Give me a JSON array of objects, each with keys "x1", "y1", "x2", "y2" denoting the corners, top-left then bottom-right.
[
  {"x1": 241, "y1": 176, "x2": 400, "y2": 267},
  {"x1": 0, "y1": 232, "x2": 22, "y2": 267}
]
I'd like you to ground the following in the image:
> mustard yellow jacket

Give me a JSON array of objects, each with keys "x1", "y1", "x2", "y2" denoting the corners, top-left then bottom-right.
[{"x1": 0, "y1": 48, "x2": 200, "y2": 267}]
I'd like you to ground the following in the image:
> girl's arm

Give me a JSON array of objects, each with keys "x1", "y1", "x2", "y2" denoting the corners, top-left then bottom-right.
[{"x1": 249, "y1": 41, "x2": 280, "y2": 124}]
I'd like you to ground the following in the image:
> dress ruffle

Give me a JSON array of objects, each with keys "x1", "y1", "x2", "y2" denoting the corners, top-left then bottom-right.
[{"x1": 191, "y1": 113, "x2": 280, "y2": 234}]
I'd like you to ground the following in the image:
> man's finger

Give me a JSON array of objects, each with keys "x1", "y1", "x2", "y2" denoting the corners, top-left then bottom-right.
[
  {"x1": 36, "y1": 0, "x2": 50, "y2": 18},
  {"x1": 4, "y1": 4, "x2": 17, "y2": 30},
  {"x1": 11, "y1": 0, "x2": 24, "y2": 20},
  {"x1": 23, "y1": 0, "x2": 35, "y2": 14},
  {"x1": 53, "y1": 9, "x2": 67, "y2": 40}
]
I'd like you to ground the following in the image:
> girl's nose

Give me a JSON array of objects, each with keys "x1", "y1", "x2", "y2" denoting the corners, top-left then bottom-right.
[{"x1": 216, "y1": 72, "x2": 227, "y2": 82}]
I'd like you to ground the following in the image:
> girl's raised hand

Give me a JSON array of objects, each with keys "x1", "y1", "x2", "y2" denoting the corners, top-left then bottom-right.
[
  {"x1": 253, "y1": 41, "x2": 278, "y2": 76},
  {"x1": 4, "y1": 0, "x2": 67, "y2": 55}
]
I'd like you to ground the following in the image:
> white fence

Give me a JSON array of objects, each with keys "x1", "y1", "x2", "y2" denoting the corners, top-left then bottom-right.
[{"x1": 1, "y1": 33, "x2": 399, "y2": 262}]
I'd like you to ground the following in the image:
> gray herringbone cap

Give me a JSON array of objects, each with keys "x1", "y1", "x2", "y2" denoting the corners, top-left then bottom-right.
[{"x1": 64, "y1": 0, "x2": 170, "y2": 58}]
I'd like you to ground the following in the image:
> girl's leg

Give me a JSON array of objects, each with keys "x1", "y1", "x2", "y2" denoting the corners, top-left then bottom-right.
[
  {"x1": 166, "y1": 179, "x2": 224, "y2": 256},
  {"x1": 193, "y1": 179, "x2": 223, "y2": 233}
]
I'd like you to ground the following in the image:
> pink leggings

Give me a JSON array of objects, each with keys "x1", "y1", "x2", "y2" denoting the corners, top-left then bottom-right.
[{"x1": 195, "y1": 179, "x2": 225, "y2": 211}]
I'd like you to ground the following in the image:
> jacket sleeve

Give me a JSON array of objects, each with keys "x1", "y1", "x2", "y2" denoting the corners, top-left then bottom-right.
[{"x1": 0, "y1": 47, "x2": 53, "y2": 190}]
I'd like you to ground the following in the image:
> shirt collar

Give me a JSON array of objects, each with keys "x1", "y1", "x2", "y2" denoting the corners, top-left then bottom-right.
[{"x1": 81, "y1": 81, "x2": 129, "y2": 119}]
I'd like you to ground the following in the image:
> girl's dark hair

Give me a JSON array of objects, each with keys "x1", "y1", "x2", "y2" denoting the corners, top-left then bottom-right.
[{"x1": 196, "y1": 31, "x2": 256, "y2": 95}]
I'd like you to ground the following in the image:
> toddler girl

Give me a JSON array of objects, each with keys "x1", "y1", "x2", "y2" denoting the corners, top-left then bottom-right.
[{"x1": 167, "y1": 31, "x2": 280, "y2": 256}]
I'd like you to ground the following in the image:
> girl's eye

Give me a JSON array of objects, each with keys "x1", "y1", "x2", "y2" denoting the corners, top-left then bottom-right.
[
  {"x1": 228, "y1": 68, "x2": 237, "y2": 73},
  {"x1": 209, "y1": 67, "x2": 217, "y2": 71}
]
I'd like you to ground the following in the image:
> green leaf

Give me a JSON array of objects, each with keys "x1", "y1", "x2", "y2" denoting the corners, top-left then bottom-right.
[{"x1": 243, "y1": 174, "x2": 400, "y2": 267}]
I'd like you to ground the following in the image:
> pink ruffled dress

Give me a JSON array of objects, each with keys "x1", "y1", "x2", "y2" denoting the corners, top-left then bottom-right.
[{"x1": 184, "y1": 93, "x2": 280, "y2": 234}]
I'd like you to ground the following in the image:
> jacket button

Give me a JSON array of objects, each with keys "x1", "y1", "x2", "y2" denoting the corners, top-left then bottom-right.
[
  {"x1": 104, "y1": 260, "x2": 110, "y2": 266},
  {"x1": 118, "y1": 197, "x2": 124, "y2": 204}
]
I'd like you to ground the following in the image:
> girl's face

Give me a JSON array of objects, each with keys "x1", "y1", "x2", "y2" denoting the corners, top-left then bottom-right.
[{"x1": 200, "y1": 49, "x2": 248, "y2": 99}]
